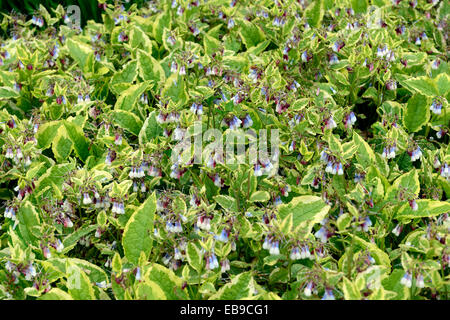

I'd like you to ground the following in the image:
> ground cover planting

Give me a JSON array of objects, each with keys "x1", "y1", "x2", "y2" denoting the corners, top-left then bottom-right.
[{"x1": 0, "y1": 0, "x2": 449, "y2": 300}]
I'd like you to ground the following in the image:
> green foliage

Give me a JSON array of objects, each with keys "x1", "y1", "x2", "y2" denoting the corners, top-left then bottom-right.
[{"x1": 0, "y1": 0, "x2": 448, "y2": 301}]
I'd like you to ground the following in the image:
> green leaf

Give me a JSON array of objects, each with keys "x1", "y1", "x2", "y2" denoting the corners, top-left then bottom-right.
[
  {"x1": 135, "y1": 280, "x2": 167, "y2": 299},
  {"x1": 382, "y1": 269, "x2": 410, "y2": 300},
  {"x1": 304, "y1": 0, "x2": 324, "y2": 28},
  {"x1": 66, "y1": 262, "x2": 96, "y2": 300},
  {"x1": 350, "y1": 235, "x2": 391, "y2": 268},
  {"x1": 209, "y1": 272, "x2": 256, "y2": 300},
  {"x1": 113, "y1": 110, "x2": 143, "y2": 136},
  {"x1": 161, "y1": 73, "x2": 188, "y2": 107},
  {"x1": 327, "y1": 132, "x2": 343, "y2": 154},
  {"x1": 186, "y1": 243, "x2": 203, "y2": 272},
  {"x1": 52, "y1": 128, "x2": 73, "y2": 162},
  {"x1": 336, "y1": 213, "x2": 352, "y2": 231},
  {"x1": 152, "y1": 11, "x2": 171, "y2": 44},
  {"x1": 110, "y1": 60, "x2": 138, "y2": 93},
  {"x1": 39, "y1": 288, "x2": 73, "y2": 300},
  {"x1": 130, "y1": 25, "x2": 152, "y2": 53},
  {"x1": 435, "y1": 72, "x2": 450, "y2": 96},
  {"x1": 62, "y1": 225, "x2": 97, "y2": 253},
  {"x1": 351, "y1": 0, "x2": 368, "y2": 13},
  {"x1": 35, "y1": 162, "x2": 75, "y2": 196},
  {"x1": 203, "y1": 34, "x2": 221, "y2": 56},
  {"x1": 146, "y1": 263, "x2": 188, "y2": 299},
  {"x1": 122, "y1": 193, "x2": 156, "y2": 265},
  {"x1": 139, "y1": 111, "x2": 163, "y2": 144},
  {"x1": 385, "y1": 170, "x2": 420, "y2": 202},
  {"x1": 403, "y1": 94, "x2": 429, "y2": 133},
  {"x1": 36, "y1": 121, "x2": 62, "y2": 149},
  {"x1": 249, "y1": 191, "x2": 270, "y2": 202},
  {"x1": 400, "y1": 76, "x2": 439, "y2": 97},
  {"x1": 353, "y1": 131, "x2": 375, "y2": 167},
  {"x1": 17, "y1": 201, "x2": 41, "y2": 246},
  {"x1": 278, "y1": 196, "x2": 330, "y2": 233},
  {"x1": 342, "y1": 277, "x2": 361, "y2": 300},
  {"x1": 112, "y1": 253, "x2": 122, "y2": 274},
  {"x1": 137, "y1": 50, "x2": 165, "y2": 90},
  {"x1": 214, "y1": 195, "x2": 238, "y2": 212},
  {"x1": 63, "y1": 121, "x2": 90, "y2": 162},
  {"x1": 114, "y1": 81, "x2": 150, "y2": 111},
  {"x1": 396, "y1": 200, "x2": 450, "y2": 220},
  {"x1": 0, "y1": 86, "x2": 20, "y2": 99},
  {"x1": 238, "y1": 19, "x2": 266, "y2": 49},
  {"x1": 66, "y1": 38, "x2": 93, "y2": 71}
]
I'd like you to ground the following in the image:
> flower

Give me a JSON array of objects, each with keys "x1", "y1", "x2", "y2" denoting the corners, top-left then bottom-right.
[
  {"x1": 386, "y1": 80, "x2": 397, "y2": 90},
  {"x1": 432, "y1": 59, "x2": 441, "y2": 69},
  {"x1": 300, "y1": 244, "x2": 312, "y2": 259},
  {"x1": 227, "y1": 18, "x2": 235, "y2": 29},
  {"x1": 274, "y1": 196, "x2": 282, "y2": 206},
  {"x1": 359, "y1": 216, "x2": 372, "y2": 232},
  {"x1": 213, "y1": 173, "x2": 223, "y2": 187},
  {"x1": 325, "y1": 117, "x2": 337, "y2": 129},
  {"x1": 220, "y1": 259, "x2": 230, "y2": 273},
  {"x1": 24, "y1": 264, "x2": 37, "y2": 280},
  {"x1": 197, "y1": 215, "x2": 212, "y2": 231},
  {"x1": 382, "y1": 144, "x2": 397, "y2": 159},
  {"x1": 190, "y1": 102, "x2": 203, "y2": 115},
  {"x1": 416, "y1": 274, "x2": 425, "y2": 288},
  {"x1": 167, "y1": 35, "x2": 176, "y2": 46},
  {"x1": 64, "y1": 217, "x2": 73, "y2": 228},
  {"x1": 400, "y1": 271, "x2": 412, "y2": 288},
  {"x1": 162, "y1": 253, "x2": 171, "y2": 265},
  {"x1": 322, "y1": 288, "x2": 335, "y2": 300},
  {"x1": 43, "y1": 246, "x2": 52, "y2": 259},
  {"x1": 83, "y1": 193, "x2": 92, "y2": 205},
  {"x1": 409, "y1": 199, "x2": 418, "y2": 211},
  {"x1": 242, "y1": 114, "x2": 253, "y2": 128},
  {"x1": 115, "y1": 134, "x2": 123, "y2": 145},
  {"x1": 254, "y1": 163, "x2": 263, "y2": 176},
  {"x1": 174, "y1": 247, "x2": 183, "y2": 260},
  {"x1": 269, "y1": 240, "x2": 280, "y2": 255},
  {"x1": 430, "y1": 100, "x2": 442, "y2": 115},
  {"x1": 290, "y1": 247, "x2": 301, "y2": 260},
  {"x1": 315, "y1": 227, "x2": 330, "y2": 243},
  {"x1": 304, "y1": 281, "x2": 314, "y2": 297},
  {"x1": 392, "y1": 224, "x2": 403, "y2": 236},
  {"x1": 410, "y1": 147, "x2": 422, "y2": 162},
  {"x1": 206, "y1": 253, "x2": 219, "y2": 270},
  {"x1": 301, "y1": 51, "x2": 309, "y2": 62},
  {"x1": 329, "y1": 54, "x2": 339, "y2": 65},
  {"x1": 55, "y1": 239, "x2": 64, "y2": 252},
  {"x1": 215, "y1": 228, "x2": 230, "y2": 243},
  {"x1": 344, "y1": 112, "x2": 357, "y2": 128},
  {"x1": 5, "y1": 147, "x2": 14, "y2": 159},
  {"x1": 118, "y1": 31, "x2": 128, "y2": 42}
]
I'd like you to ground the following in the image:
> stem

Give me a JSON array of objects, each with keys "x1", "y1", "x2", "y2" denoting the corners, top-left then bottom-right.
[
  {"x1": 207, "y1": 104, "x2": 211, "y2": 130},
  {"x1": 196, "y1": 265, "x2": 203, "y2": 300},
  {"x1": 346, "y1": 233, "x2": 356, "y2": 278},
  {"x1": 245, "y1": 169, "x2": 251, "y2": 210},
  {"x1": 287, "y1": 259, "x2": 293, "y2": 290},
  {"x1": 410, "y1": 275, "x2": 416, "y2": 299},
  {"x1": 229, "y1": 171, "x2": 241, "y2": 212},
  {"x1": 441, "y1": 249, "x2": 448, "y2": 300}
]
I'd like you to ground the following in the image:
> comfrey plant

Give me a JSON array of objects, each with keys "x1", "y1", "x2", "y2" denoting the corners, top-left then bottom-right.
[{"x1": 0, "y1": 0, "x2": 448, "y2": 301}]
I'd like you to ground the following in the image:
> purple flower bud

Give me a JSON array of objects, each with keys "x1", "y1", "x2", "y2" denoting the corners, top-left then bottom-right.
[{"x1": 409, "y1": 199, "x2": 418, "y2": 211}]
